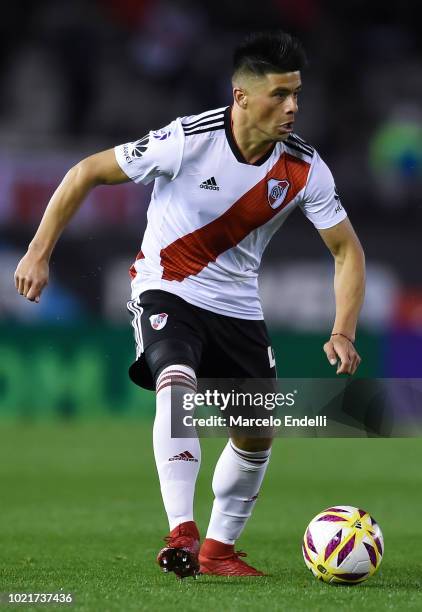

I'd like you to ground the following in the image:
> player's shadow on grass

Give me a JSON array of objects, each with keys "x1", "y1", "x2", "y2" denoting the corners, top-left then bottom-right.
[
  {"x1": 357, "y1": 576, "x2": 422, "y2": 591},
  {"x1": 194, "y1": 569, "x2": 422, "y2": 591},
  {"x1": 306, "y1": 572, "x2": 422, "y2": 591},
  {"x1": 193, "y1": 576, "x2": 273, "y2": 585}
]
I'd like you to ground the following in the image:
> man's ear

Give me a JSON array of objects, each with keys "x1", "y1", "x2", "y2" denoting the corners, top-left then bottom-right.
[{"x1": 233, "y1": 86, "x2": 247, "y2": 109}]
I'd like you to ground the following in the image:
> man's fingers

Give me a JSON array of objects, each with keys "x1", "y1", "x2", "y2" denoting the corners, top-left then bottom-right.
[
  {"x1": 22, "y1": 278, "x2": 32, "y2": 298},
  {"x1": 350, "y1": 353, "x2": 362, "y2": 375},
  {"x1": 323, "y1": 342, "x2": 338, "y2": 366},
  {"x1": 325, "y1": 337, "x2": 363, "y2": 375},
  {"x1": 26, "y1": 289, "x2": 40, "y2": 302},
  {"x1": 15, "y1": 256, "x2": 49, "y2": 304},
  {"x1": 337, "y1": 349, "x2": 362, "y2": 375},
  {"x1": 336, "y1": 355, "x2": 352, "y2": 374},
  {"x1": 17, "y1": 276, "x2": 25, "y2": 295},
  {"x1": 323, "y1": 340, "x2": 351, "y2": 371},
  {"x1": 20, "y1": 280, "x2": 28, "y2": 296},
  {"x1": 17, "y1": 274, "x2": 47, "y2": 301},
  {"x1": 333, "y1": 344, "x2": 352, "y2": 374},
  {"x1": 26, "y1": 283, "x2": 42, "y2": 302},
  {"x1": 19, "y1": 277, "x2": 41, "y2": 300}
]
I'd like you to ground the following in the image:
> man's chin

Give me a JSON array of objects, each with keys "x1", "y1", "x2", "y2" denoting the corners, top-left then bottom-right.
[{"x1": 273, "y1": 132, "x2": 290, "y2": 142}]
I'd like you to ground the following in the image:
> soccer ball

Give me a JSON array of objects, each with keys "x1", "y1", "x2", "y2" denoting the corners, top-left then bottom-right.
[{"x1": 302, "y1": 505, "x2": 384, "y2": 584}]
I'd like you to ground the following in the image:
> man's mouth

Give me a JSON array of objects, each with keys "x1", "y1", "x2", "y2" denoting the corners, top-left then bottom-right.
[{"x1": 278, "y1": 122, "x2": 294, "y2": 132}]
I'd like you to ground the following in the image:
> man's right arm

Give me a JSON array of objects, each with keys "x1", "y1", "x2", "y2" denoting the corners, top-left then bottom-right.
[{"x1": 14, "y1": 149, "x2": 129, "y2": 303}]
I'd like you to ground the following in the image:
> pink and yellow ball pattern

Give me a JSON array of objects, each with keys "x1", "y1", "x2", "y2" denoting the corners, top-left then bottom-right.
[{"x1": 302, "y1": 505, "x2": 384, "y2": 584}]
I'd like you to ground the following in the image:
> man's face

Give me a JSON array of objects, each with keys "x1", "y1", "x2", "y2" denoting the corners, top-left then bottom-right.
[{"x1": 234, "y1": 71, "x2": 302, "y2": 141}]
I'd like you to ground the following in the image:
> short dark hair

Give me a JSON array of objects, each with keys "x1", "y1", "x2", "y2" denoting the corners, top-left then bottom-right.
[{"x1": 233, "y1": 30, "x2": 307, "y2": 79}]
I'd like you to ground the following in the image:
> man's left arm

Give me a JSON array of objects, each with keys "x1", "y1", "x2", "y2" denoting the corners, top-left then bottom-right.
[{"x1": 318, "y1": 218, "x2": 365, "y2": 375}]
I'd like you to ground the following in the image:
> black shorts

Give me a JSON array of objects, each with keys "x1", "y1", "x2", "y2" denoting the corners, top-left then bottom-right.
[{"x1": 127, "y1": 290, "x2": 276, "y2": 390}]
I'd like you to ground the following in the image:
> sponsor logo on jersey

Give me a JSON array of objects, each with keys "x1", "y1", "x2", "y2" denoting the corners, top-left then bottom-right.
[
  {"x1": 200, "y1": 177, "x2": 220, "y2": 191},
  {"x1": 334, "y1": 185, "x2": 341, "y2": 200},
  {"x1": 152, "y1": 129, "x2": 171, "y2": 140},
  {"x1": 123, "y1": 144, "x2": 131, "y2": 163},
  {"x1": 149, "y1": 313, "x2": 168, "y2": 330},
  {"x1": 267, "y1": 178, "x2": 290, "y2": 209},
  {"x1": 124, "y1": 134, "x2": 150, "y2": 163},
  {"x1": 334, "y1": 185, "x2": 343, "y2": 213}
]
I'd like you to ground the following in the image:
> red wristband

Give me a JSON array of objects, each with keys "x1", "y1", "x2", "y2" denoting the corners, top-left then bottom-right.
[{"x1": 331, "y1": 332, "x2": 355, "y2": 344}]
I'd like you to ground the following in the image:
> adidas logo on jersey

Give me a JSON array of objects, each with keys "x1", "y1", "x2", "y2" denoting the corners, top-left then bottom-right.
[{"x1": 200, "y1": 177, "x2": 220, "y2": 191}]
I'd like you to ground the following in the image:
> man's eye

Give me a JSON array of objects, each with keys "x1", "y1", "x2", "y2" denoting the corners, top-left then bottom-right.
[{"x1": 275, "y1": 92, "x2": 300, "y2": 99}]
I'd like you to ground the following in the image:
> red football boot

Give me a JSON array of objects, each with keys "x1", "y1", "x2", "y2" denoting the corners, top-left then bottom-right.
[
  {"x1": 157, "y1": 521, "x2": 200, "y2": 579},
  {"x1": 199, "y1": 538, "x2": 265, "y2": 576}
]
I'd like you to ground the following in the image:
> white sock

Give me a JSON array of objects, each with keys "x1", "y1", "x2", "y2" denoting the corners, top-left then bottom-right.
[
  {"x1": 206, "y1": 440, "x2": 271, "y2": 545},
  {"x1": 153, "y1": 364, "x2": 201, "y2": 531}
]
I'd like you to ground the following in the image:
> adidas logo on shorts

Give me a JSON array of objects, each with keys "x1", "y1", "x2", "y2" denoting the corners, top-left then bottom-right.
[{"x1": 200, "y1": 177, "x2": 220, "y2": 190}]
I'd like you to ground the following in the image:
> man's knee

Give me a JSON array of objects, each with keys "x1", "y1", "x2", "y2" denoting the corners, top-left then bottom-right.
[{"x1": 230, "y1": 436, "x2": 273, "y2": 452}]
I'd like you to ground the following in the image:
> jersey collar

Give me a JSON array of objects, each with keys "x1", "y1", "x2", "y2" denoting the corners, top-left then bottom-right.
[{"x1": 224, "y1": 106, "x2": 276, "y2": 167}]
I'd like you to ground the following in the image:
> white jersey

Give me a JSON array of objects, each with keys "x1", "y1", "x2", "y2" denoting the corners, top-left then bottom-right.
[{"x1": 115, "y1": 106, "x2": 347, "y2": 319}]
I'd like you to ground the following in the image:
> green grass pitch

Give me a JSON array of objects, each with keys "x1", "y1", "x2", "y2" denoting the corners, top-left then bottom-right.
[{"x1": 1, "y1": 421, "x2": 422, "y2": 611}]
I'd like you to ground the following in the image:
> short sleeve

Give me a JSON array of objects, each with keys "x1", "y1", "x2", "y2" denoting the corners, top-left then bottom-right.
[
  {"x1": 114, "y1": 119, "x2": 184, "y2": 185},
  {"x1": 300, "y1": 151, "x2": 347, "y2": 229}
]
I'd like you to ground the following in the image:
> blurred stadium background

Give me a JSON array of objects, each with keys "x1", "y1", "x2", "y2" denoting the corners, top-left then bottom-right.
[
  {"x1": 1, "y1": 0, "x2": 421, "y2": 420},
  {"x1": 1, "y1": 5, "x2": 422, "y2": 610}
]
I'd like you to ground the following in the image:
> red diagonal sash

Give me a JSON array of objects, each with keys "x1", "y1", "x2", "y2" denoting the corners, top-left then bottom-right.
[{"x1": 160, "y1": 152, "x2": 310, "y2": 282}]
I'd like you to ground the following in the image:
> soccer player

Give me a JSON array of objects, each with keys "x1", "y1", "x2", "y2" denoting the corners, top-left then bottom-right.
[{"x1": 14, "y1": 31, "x2": 365, "y2": 578}]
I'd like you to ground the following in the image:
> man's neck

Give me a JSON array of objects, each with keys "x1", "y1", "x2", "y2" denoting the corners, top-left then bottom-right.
[{"x1": 231, "y1": 105, "x2": 274, "y2": 164}]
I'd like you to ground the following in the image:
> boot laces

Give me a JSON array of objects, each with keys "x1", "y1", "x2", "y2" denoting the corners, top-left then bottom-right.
[
  {"x1": 233, "y1": 550, "x2": 247, "y2": 560},
  {"x1": 164, "y1": 527, "x2": 195, "y2": 547}
]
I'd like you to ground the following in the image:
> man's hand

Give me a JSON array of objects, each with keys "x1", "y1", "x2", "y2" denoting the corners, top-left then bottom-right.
[
  {"x1": 14, "y1": 252, "x2": 49, "y2": 303},
  {"x1": 323, "y1": 335, "x2": 361, "y2": 375},
  {"x1": 12, "y1": 149, "x2": 129, "y2": 305}
]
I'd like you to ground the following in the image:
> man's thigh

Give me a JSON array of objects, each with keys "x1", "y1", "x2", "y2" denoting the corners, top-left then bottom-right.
[
  {"x1": 198, "y1": 312, "x2": 277, "y2": 380},
  {"x1": 127, "y1": 290, "x2": 205, "y2": 390}
]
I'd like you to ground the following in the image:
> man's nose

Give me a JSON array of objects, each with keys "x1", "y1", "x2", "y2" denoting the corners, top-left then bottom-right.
[{"x1": 285, "y1": 94, "x2": 298, "y2": 114}]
